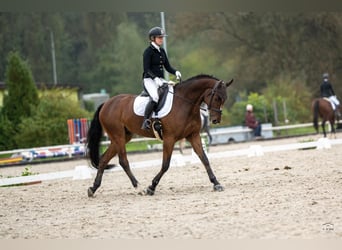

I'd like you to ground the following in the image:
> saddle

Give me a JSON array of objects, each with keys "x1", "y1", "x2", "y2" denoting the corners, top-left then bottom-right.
[
  {"x1": 133, "y1": 82, "x2": 175, "y2": 140},
  {"x1": 140, "y1": 82, "x2": 170, "y2": 115},
  {"x1": 140, "y1": 82, "x2": 173, "y2": 141}
]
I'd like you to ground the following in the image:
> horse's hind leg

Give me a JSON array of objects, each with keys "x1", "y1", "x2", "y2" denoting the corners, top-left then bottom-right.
[
  {"x1": 189, "y1": 134, "x2": 223, "y2": 191},
  {"x1": 322, "y1": 121, "x2": 327, "y2": 137},
  {"x1": 88, "y1": 143, "x2": 117, "y2": 197},
  {"x1": 144, "y1": 139, "x2": 175, "y2": 195},
  {"x1": 117, "y1": 148, "x2": 139, "y2": 189}
]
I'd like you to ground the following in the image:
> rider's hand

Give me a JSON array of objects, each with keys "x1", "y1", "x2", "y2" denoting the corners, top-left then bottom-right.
[
  {"x1": 175, "y1": 71, "x2": 182, "y2": 80},
  {"x1": 154, "y1": 77, "x2": 164, "y2": 87},
  {"x1": 168, "y1": 80, "x2": 176, "y2": 86}
]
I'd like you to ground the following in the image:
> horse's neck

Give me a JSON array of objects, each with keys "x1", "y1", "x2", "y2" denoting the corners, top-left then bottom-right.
[{"x1": 178, "y1": 80, "x2": 213, "y2": 104}]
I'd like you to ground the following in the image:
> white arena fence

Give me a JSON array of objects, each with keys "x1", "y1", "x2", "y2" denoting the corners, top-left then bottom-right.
[
  {"x1": 0, "y1": 121, "x2": 340, "y2": 163},
  {"x1": 0, "y1": 137, "x2": 342, "y2": 187}
]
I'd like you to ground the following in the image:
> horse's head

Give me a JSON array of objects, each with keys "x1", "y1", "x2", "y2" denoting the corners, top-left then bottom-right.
[
  {"x1": 175, "y1": 74, "x2": 233, "y2": 124},
  {"x1": 204, "y1": 78, "x2": 233, "y2": 124}
]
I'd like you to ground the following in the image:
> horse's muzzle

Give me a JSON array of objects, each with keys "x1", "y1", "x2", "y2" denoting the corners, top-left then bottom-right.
[{"x1": 211, "y1": 118, "x2": 220, "y2": 124}]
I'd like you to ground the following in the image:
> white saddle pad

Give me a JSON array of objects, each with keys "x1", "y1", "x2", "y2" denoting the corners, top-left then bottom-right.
[{"x1": 133, "y1": 85, "x2": 174, "y2": 118}]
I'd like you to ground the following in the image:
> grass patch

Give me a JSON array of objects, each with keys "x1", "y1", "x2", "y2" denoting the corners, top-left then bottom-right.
[
  {"x1": 0, "y1": 153, "x2": 12, "y2": 159},
  {"x1": 100, "y1": 139, "x2": 161, "y2": 154},
  {"x1": 274, "y1": 126, "x2": 316, "y2": 137},
  {"x1": 21, "y1": 166, "x2": 38, "y2": 176}
]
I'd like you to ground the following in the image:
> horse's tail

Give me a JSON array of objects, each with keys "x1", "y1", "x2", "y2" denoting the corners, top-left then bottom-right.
[
  {"x1": 313, "y1": 99, "x2": 319, "y2": 132},
  {"x1": 87, "y1": 103, "x2": 104, "y2": 168}
]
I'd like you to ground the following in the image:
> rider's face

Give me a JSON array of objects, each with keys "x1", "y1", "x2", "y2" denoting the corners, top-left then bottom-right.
[{"x1": 154, "y1": 36, "x2": 164, "y2": 46}]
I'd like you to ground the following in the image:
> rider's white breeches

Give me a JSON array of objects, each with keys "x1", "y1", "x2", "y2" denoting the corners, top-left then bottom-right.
[{"x1": 143, "y1": 78, "x2": 161, "y2": 103}]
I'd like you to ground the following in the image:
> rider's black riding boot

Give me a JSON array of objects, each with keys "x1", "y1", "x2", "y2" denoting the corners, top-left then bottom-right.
[{"x1": 141, "y1": 100, "x2": 157, "y2": 130}]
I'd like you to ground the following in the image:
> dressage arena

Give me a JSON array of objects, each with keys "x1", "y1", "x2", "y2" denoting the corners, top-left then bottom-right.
[{"x1": 0, "y1": 134, "x2": 341, "y2": 239}]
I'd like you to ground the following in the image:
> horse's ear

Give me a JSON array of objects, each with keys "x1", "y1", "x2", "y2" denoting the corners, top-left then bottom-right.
[{"x1": 225, "y1": 78, "x2": 234, "y2": 88}]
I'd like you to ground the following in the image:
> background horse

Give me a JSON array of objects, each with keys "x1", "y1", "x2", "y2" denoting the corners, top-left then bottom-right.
[
  {"x1": 312, "y1": 98, "x2": 338, "y2": 137},
  {"x1": 87, "y1": 74, "x2": 233, "y2": 197}
]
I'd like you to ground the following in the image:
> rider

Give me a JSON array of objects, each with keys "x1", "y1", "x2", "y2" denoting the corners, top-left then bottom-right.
[
  {"x1": 200, "y1": 102, "x2": 210, "y2": 125},
  {"x1": 141, "y1": 26, "x2": 182, "y2": 130},
  {"x1": 320, "y1": 73, "x2": 341, "y2": 118}
]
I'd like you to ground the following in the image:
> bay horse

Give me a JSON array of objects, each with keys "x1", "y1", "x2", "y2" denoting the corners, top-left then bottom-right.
[
  {"x1": 312, "y1": 98, "x2": 338, "y2": 137},
  {"x1": 87, "y1": 74, "x2": 233, "y2": 197}
]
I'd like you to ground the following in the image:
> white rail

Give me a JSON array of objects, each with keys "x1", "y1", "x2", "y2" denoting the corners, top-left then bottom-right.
[{"x1": 0, "y1": 121, "x2": 340, "y2": 157}]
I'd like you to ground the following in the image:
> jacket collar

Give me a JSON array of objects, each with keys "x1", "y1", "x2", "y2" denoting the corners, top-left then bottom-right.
[{"x1": 151, "y1": 42, "x2": 160, "y2": 52}]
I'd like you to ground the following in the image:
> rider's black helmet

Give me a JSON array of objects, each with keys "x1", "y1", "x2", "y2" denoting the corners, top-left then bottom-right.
[{"x1": 148, "y1": 27, "x2": 167, "y2": 40}]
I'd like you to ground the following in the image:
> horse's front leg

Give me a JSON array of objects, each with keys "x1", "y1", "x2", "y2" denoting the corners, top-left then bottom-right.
[
  {"x1": 329, "y1": 122, "x2": 336, "y2": 139},
  {"x1": 189, "y1": 133, "x2": 223, "y2": 192},
  {"x1": 144, "y1": 139, "x2": 175, "y2": 195}
]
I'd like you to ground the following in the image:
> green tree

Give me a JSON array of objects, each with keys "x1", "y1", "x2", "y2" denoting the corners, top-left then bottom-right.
[
  {"x1": 61, "y1": 13, "x2": 125, "y2": 90},
  {"x1": 0, "y1": 13, "x2": 126, "y2": 89},
  {"x1": 227, "y1": 92, "x2": 270, "y2": 126},
  {"x1": 0, "y1": 113, "x2": 16, "y2": 150},
  {"x1": 172, "y1": 12, "x2": 342, "y2": 98},
  {"x1": 1, "y1": 51, "x2": 39, "y2": 149},
  {"x1": 15, "y1": 89, "x2": 91, "y2": 147},
  {"x1": 263, "y1": 75, "x2": 312, "y2": 124},
  {"x1": 3, "y1": 51, "x2": 39, "y2": 123},
  {"x1": 92, "y1": 21, "x2": 145, "y2": 95},
  {"x1": 226, "y1": 75, "x2": 312, "y2": 126},
  {"x1": 3, "y1": 12, "x2": 342, "y2": 121}
]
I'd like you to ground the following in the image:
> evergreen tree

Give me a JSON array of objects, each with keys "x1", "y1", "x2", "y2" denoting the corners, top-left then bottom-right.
[
  {"x1": 1, "y1": 51, "x2": 39, "y2": 149},
  {"x1": 0, "y1": 113, "x2": 16, "y2": 150}
]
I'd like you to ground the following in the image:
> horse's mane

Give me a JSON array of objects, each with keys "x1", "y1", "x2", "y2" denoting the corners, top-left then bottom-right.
[
  {"x1": 173, "y1": 74, "x2": 221, "y2": 92},
  {"x1": 182, "y1": 74, "x2": 220, "y2": 83}
]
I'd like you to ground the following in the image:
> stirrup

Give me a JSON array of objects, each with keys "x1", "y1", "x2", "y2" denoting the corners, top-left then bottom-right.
[{"x1": 141, "y1": 119, "x2": 151, "y2": 130}]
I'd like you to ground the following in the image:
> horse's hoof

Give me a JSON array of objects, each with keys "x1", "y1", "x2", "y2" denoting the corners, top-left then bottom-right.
[
  {"x1": 88, "y1": 187, "x2": 95, "y2": 197},
  {"x1": 135, "y1": 185, "x2": 145, "y2": 196},
  {"x1": 137, "y1": 188, "x2": 146, "y2": 196},
  {"x1": 213, "y1": 184, "x2": 224, "y2": 192},
  {"x1": 145, "y1": 186, "x2": 155, "y2": 196}
]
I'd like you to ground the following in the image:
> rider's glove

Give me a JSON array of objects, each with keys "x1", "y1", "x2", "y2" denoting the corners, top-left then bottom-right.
[
  {"x1": 168, "y1": 80, "x2": 176, "y2": 86},
  {"x1": 175, "y1": 71, "x2": 182, "y2": 80}
]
